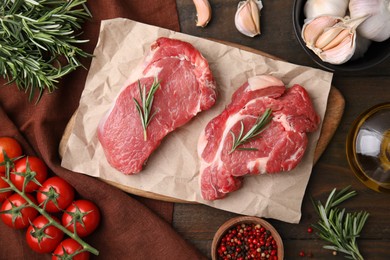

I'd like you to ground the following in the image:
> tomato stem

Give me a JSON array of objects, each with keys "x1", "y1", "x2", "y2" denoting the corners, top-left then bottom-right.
[{"x1": 1, "y1": 161, "x2": 99, "y2": 256}]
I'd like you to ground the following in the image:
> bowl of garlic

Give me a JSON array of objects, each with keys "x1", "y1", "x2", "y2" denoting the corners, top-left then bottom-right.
[{"x1": 293, "y1": 0, "x2": 390, "y2": 71}]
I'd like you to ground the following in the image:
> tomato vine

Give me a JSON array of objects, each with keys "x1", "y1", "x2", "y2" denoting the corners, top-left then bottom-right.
[{"x1": 0, "y1": 138, "x2": 99, "y2": 258}]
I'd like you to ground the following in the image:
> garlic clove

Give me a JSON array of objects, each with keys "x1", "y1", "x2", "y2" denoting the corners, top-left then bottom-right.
[
  {"x1": 235, "y1": 0, "x2": 263, "y2": 37},
  {"x1": 193, "y1": 0, "x2": 212, "y2": 27},
  {"x1": 315, "y1": 27, "x2": 347, "y2": 49},
  {"x1": 322, "y1": 29, "x2": 351, "y2": 51},
  {"x1": 249, "y1": 0, "x2": 260, "y2": 31},
  {"x1": 321, "y1": 28, "x2": 351, "y2": 51},
  {"x1": 302, "y1": 16, "x2": 340, "y2": 46},
  {"x1": 320, "y1": 34, "x2": 355, "y2": 64},
  {"x1": 304, "y1": 0, "x2": 349, "y2": 19}
]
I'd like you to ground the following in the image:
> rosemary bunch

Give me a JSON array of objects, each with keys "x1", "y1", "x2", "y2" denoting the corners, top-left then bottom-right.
[
  {"x1": 229, "y1": 108, "x2": 273, "y2": 154},
  {"x1": 312, "y1": 186, "x2": 369, "y2": 260},
  {"x1": 0, "y1": 0, "x2": 92, "y2": 102}
]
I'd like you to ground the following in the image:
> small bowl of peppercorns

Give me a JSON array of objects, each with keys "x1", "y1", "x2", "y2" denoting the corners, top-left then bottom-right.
[{"x1": 211, "y1": 216, "x2": 284, "y2": 260}]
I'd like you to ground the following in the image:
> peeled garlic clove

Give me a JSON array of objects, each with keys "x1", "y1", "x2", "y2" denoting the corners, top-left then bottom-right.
[
  {"x1": 349, "y1": 0, "x2": 390, "y2": 42},
  {"x1": 304, "y1": 0, "x2": 349, "y2": 19},
  {"x1": 193, "y1": 0, "x2": 212, "y2": 27},
  {"x1": 235, "y1": 0, "x2": 263, "y2": 37}
]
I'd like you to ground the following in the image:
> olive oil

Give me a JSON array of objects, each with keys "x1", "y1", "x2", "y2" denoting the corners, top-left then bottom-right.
[{"x1": 346, "y1": 103, "x2": 390, "y2": 193}]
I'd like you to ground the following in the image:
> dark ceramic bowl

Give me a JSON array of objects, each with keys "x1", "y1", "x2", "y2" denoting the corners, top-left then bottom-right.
[{"x1": 293, "y1": 0, "x2": 390, "y2": 72}]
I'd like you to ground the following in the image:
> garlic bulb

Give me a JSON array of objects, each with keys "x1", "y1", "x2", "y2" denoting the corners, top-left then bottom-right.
[
  {"x1": 349, "y1": 0, "x2": 390, "y2": 42},
  {"x1": 302, "y1": 15, "x2": 368, "y2": 64},
  {"x1": 235, "y1": 0, "x2": 263, "y2": 37},
  {"x1": 193, "y1": 0, "x2": 212, "y2": 27},
  {"x1": 304, "y1": 0, "x2": 349, "y2": 19}
]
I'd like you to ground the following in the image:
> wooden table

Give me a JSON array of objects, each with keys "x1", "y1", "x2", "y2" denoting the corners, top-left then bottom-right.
[{"x1": 172, "y1": 1, "x2": 390, "y2": 259}]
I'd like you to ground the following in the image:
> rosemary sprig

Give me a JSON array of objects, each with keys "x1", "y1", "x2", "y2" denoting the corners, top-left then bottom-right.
[
  {"x1": 0, "y1": 0, "x2": 92, "y2": 102},
  {"x1": 133, "y1": 78, "x2": 160, "y2": 141},
  {"x1": 229, "y1": 108, "x2": 273, "y2": 154},
  {"x1": 311, "y1": 186, "x2": 369, "y2": 260}
]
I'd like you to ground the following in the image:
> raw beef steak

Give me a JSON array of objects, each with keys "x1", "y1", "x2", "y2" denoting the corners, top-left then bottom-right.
[
  {"x1": 198, "y1": 75, "x2": 320, "y2": 200},
  {"x1": 98, "y1": 37, "x2": 217, "y2": 174}
]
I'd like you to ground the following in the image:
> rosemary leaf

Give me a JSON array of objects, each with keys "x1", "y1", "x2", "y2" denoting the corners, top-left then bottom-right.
[
  {"x1": 133, "y1": 78, "x2": 160, "y2": 141},
  {"x1": 324, "y1": 188, "x2": 337, "y2": 210},
  {"x1": 229, "y1": 108, "x2": 273, "y2": 154},
  {"x1": 357, "y1": 211, "x2": 369, "y2": 234},
  {"x1": 312, "y1": 187, "x2": 369, "y2": 260},
  {"x1": 331, "y1": 187, "x2": 357, "y2": 208}
]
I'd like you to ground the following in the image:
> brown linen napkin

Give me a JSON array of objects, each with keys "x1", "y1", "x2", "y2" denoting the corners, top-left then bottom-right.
[{"x1": 0, "y1": 0, "x2": 205, "y2": 259}]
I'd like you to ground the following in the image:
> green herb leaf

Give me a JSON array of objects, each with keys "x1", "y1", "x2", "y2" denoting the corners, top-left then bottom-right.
[
  {"x1": 133, "y1": 77, "x2": 160, "y2": 141},
  {"x1": 229, "y1": 108, "x2": 273, "y2": 154},
  {"x1": 311, "y1": 187, "x2": 369, "y2": 260}
]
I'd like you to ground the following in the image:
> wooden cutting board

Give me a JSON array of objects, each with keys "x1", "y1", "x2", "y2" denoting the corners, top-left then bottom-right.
[{"x1": 59, "y1": 43, "x2": 345, "y2": 203}]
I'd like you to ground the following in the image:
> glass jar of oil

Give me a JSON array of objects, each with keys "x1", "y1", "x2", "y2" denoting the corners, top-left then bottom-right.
[{"x1": 346, "y1": 103, "x2": 390, "y2": 193}]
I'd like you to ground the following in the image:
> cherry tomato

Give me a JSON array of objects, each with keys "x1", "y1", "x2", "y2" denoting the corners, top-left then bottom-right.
[
  {"x1": 0, "y1": 173, "x2": 13, "y2": 203},
  {"x1": 0, "y1": 193, "x2": 38, "y2": 229},
  {"x1": 0, "y1": 137, "x2": 23, "y2": 174},
  {"x1": 62, "y1": 200, "x2": 100, "y2": 237},
  {"x1": 26, "y1": 215, "x2": 64, "y2": 254},
  {"x1": 37, "y1": 177, "x2": 75, "y2": 213},
  {"x1": 52, "y1": 238, "x2": 90, "y2": 260},
  {"x1": 11, "y1": 156, "x2": 48, "y2": 192}
]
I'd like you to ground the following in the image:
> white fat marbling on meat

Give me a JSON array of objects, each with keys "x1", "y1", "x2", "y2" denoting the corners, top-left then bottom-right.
[
  {"x1": 178, "y1": 54, "x2": 190, "y2": 61},
  {"x1": 200, "y1": 111, "x2": 251, "y2": 171},
  {"x1": 285, "y1": 147, "x2": 304, "y2": 168},
  {"x1": 247, "y1": 157, "x2": 269, "y2": 174},
  {"x1": 273, "y1": 113, "x2": 292, "y2": 131},
  {"x1": 248, "y1": 75, "x2": 284, "y2": 91},
  {"x1": 143, "y1": 65, "x2": 163, "y2": 78}
]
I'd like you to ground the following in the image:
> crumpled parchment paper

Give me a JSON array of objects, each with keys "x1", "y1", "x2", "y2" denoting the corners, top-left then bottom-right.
[{"x1": 61, "y1": 18, "x2": 333, "y2": 223}]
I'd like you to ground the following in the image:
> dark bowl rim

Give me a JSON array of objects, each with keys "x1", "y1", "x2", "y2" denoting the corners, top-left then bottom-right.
[{"x1": 292, "y1": 0, "x2": 390, "y2": 72}]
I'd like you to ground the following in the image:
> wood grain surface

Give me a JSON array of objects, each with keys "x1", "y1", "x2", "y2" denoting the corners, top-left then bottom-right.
[{"x1": 59, "y1": 43, "x2": 344, "y2": 203}]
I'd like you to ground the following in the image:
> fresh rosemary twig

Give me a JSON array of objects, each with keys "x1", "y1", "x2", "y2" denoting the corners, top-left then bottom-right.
[
  {"x1": 311, "y1": 186, "x2": 369, "y2": 260},
  {"x1": 133, "y1": 78, "x2": 161, "y2": 141},
  {"x1": 229, "y1": 108, "x2": 273, "y2": 154},
  {"x1": 0, "y1": 0, "x2": 92, "y2": 102}
]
